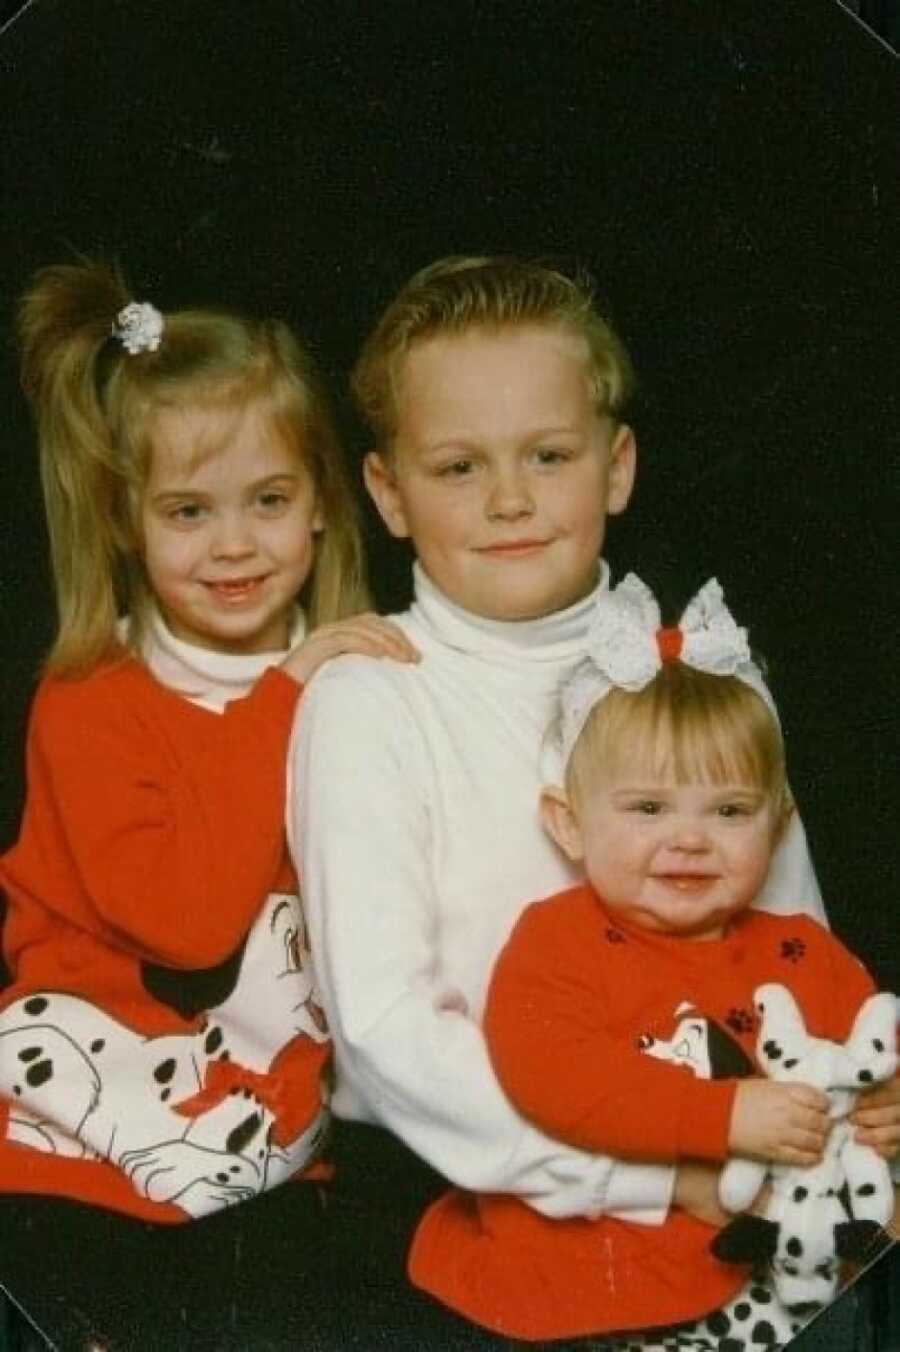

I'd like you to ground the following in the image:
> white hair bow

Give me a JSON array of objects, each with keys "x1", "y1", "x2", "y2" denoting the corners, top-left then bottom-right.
[
  {"x1": 112, "y1": 301, "x2": 164, "y2": 355},
  {"x1": 550, "y1": 573, "x2": 774, "y2": 779}
]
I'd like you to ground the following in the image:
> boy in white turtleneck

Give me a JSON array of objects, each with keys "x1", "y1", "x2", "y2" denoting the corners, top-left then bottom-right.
[{"x1": 290, "y1": 256, "x2": 839, "y2": 1249}]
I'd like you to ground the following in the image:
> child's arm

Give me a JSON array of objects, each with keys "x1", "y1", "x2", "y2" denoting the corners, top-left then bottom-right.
[
  {"x1": 18, "y1": 667, "x2": 301, "y2": 968},
  {"x1": 14, "y1": 618, "x2": 417, "y2": 973},
  {"x1": 291, "y1": 664, "x2": 675, "y2": 1222},
  {"x1": 484, "y1": 899, "x2": 776, "y2": 1166}
]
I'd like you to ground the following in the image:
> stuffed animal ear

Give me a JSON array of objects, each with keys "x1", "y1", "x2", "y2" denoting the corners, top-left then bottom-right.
[
  {"x1": 711, "y1": 1214, "x2": 778, "y2": 1264},
  {"x1": 834, "y1": 1219, "x2": 891, "y2": 1264}
]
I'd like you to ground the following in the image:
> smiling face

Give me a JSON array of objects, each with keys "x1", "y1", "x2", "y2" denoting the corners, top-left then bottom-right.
[
  {"x1": 543, "y1": 772, "x2": 779, "y2": 941},
  {"x1": 363, "y1": 325, "x2": 635, "y2": 621},
  {"x1": 140, "y1": 400, "x2": 322, "y2": 654}
]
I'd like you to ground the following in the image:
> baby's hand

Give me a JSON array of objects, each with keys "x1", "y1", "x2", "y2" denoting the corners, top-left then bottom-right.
[
  {"x1": 281, "y1": 614, "x2": 420, "y2": 685},
  {"x1": 728, "y1": 1078, "x2": 830, "y2": 1165},
  {"x1": 851, "y1": 1073, "x2": 900, "y2": 1161}
]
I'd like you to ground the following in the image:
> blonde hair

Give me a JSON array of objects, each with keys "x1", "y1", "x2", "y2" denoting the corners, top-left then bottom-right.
[
  {"x1": 566, "y1": 663, "x2": 792, "y2": 833},
  {"x1": 352, "y1": 255, "x2": 635, "y2": 450},
  {"x1": 18, "y1": 259, "x2": 368, "y2": 675}
]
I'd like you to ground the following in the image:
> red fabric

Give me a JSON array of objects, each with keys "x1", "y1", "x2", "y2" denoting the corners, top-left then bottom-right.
[
  {"x1": 410, "y1": 889, "x2": 877, "y2": 1341},
  {"x1": 0, "y1": 656, "x2": 330, "y2": 1220}
]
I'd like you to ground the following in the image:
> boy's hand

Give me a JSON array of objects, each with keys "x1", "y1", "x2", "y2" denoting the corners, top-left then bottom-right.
[
  {"x1": 728, "y1": 1078, "x2": 830, "y2": 1165},
  {"x1": 281, "y1": 615, "x2": 420, "y2": 685},
  {"x1": 672, "y1": 1161, "x2": 731, "y2": 1228},
  {"x1": 851, "y1": 1073, "x2": 900, "y2": 1161}
]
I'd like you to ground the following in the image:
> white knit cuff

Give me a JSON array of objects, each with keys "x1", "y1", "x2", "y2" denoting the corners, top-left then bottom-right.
[{"x1": 600, "y1": 1159, "x2": 676, "y2": 1226}]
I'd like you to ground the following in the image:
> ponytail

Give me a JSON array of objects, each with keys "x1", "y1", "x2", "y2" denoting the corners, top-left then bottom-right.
[{"x1": 19, "y1": 261, "x2": 143, "y2": 674}]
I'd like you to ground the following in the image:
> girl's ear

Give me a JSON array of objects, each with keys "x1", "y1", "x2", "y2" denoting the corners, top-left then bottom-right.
[
  {"x1": 606, "y1": 422, "x2": 637, "y2": 518},
  {"x1": 363, "y1": 452, "x2": 411, "y2": 540},
  {"x1": 540, "y1": 786, "x2": 585, "y2": 862}
]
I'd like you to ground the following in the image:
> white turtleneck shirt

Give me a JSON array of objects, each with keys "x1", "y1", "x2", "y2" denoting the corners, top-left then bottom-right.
[{"x1": 289, "y1": 563, "x2": 823, "y2": 1221}]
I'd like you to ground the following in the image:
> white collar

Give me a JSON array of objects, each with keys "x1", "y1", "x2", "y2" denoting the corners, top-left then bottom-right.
[
  {"x1": 409, "y1": 560, "x2": 611, "y2": 665},
  {"x1": 135, "y1": 608, "x2": 306, "y2": 713}
]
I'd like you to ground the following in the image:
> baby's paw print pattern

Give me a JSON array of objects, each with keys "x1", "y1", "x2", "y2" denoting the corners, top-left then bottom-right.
[
  {"x1": 780, "y1": 937, "x2": 806, "y2": 964},
  {"x1": 726, "y1": 1007, "x2": 755, "y2": 1035},
  {"x1": 605, "y1": 928, "x2": 627, "y2": 945}
]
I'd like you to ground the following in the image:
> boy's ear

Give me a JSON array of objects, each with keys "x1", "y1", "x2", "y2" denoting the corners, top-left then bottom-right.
[
  {"x1": 606, "y1": 423, "x2": 637, "y2": 517},
  {"x1": 540, "y1": 786, "x2": 585, "y2": 862},
  {"x1": 363, "y1": 452, "x2": 411, "y2": 540}
]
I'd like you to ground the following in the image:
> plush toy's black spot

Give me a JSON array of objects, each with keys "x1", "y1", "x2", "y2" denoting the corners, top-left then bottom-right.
[
  {"x1": 160, "y1": 1088, "x2": 171, "y2": 1102},
  {"x1": 220, "y1": 1050, "x2": 230, "y2": 1061},
  {"x1": 153, "y1": 1058, "x2": 177, "y2": 1084},
  {"x1": 857, "y1": 1069, "x2": 873, "y2": 1083},
  {"x1": 751, "y1": 1320, "x2": 778, "y2": 1344},
  {"x1": 762, "y1": 1039, "x2": 782, "y2": 1060},
  {"x1": 720, "y1": 1340, "x2": 744, "y2": 1352},
  {"x1": 873, "y1": 1038, "x2": 884, "y2": 1052},
  {"x1": 857, "y1": 1183, "x2": 876, "y2": 1196},
  {"x1": 815, "y1": 1262, "x2": 833, "y2": 1279},
  {"x1": 786, "y1": 1237, "x2": 803, "y2": 1257},
  {"x1": 215, "y1": 1172, "x2": 229, "y2": 1183},
  {"x1": 90, "y1": 1039, "x2": 105, "y2": 1053},
  {"x1": 750, "y1": 1285, "x2": 772, "y2": 1303},
  {"x1": 707, "y1": 1310, "x2": 730, "y2": 1335},
  {"x1": 784, "y1": 1057, "x2": 798, "y2": 1069},
  {"x1": 23, "y1": 997, "x2": 48, "y2": 1016},
  {"x1": 17, "y1": 1046, "x2": 41, "y2": 1062},
  {"x1": 793, "y1": 1186, "x2": 808, "y2": 1202},
  {"x1": 12, "y1": 1086, "x2": 21, "y2": 1096},
  {"x1": 205, "y1": 1026, "x2": 223, "y2": 1054},
  {"x1": 25, "y1": 1060, "x2": 52, "y2": 1088},
  {"x1": 734, "y1": 1302, "x2": 752, "y2": 1320},
  {"x1": 783, "y1": 1264, "x2": 798, "y2": 1276}
]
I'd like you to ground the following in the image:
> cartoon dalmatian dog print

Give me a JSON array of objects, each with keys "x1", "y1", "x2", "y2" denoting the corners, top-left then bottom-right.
[{"x1": 0, "y1": 892, "x2": 329, "y2": 1217}]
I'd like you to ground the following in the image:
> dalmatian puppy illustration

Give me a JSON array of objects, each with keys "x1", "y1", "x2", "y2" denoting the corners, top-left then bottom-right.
[
  {"x1": 0, "y1": 892, "x2": 329, "y2": 1218},
  {"x1": 637, "y1": 1003, "x2": 756, "y2": 1081},
  {"x1": 713, "y1": 983, "x2": 898, "y2": 1314}
]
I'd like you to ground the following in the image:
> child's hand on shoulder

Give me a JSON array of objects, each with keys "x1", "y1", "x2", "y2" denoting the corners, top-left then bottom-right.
[
  {"x1": 728, "y1": 1078, "x2": 830, "y2": 1166},
  {"x1": 281, "y1": 613, "x2": 420, "y2": 685}
]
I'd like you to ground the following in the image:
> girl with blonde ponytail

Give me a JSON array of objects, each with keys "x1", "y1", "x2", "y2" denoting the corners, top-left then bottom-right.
[{"x1": 0, "y1": 260, "x2": 416, "y2": 1223}]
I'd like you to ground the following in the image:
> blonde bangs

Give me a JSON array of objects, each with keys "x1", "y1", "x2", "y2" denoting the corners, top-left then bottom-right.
[{"x1": 567, "y1": 665, "x2": 787, "y2": 805}]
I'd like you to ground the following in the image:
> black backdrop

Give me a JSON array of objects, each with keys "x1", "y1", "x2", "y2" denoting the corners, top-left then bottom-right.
[
  {"x1": 0, "y1": 3, "x2": 898, "y2": 1344},
  {"x1": 3, "y1": 0, "x2": 897, "y2": 989}
]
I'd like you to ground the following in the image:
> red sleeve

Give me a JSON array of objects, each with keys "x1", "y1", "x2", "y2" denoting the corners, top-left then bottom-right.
[
  {"x1": 21, "y1": 664, "x2": 301, "y2": 968},
  {"x1": 816, "y1": 921, "x2": 879, "y2": 1039},
  {"x1": 484, "y1": 898, "x2": 736, "y2": 1163}
]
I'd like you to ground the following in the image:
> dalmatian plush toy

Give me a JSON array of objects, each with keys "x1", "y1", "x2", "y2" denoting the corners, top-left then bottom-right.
[{"x1": 712, "y1": 983, "x2": 898, "y2": 1313}]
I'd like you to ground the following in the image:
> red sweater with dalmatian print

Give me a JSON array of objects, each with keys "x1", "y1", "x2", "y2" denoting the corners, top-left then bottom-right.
[
  {"x1": 0, "y1": 656, "x2": 330, "y2": 1222},
  {"x1": 410, "y1": 886, "x2": 875, "y2": 1341}
]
